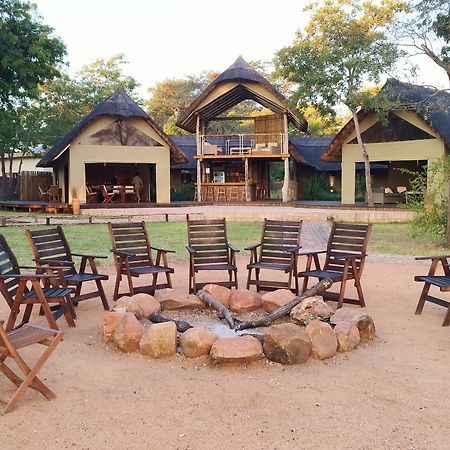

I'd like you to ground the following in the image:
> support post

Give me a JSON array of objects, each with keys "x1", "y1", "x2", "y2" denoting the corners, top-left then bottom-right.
[
  {"x1": 196, "y1": 115, "x2": 202, "y2": 202},
  {"x1": 282, "y1": 157, "x2": 290, "y2": 202},
  {"x1": 244, "y1": 158, "x2": 250, "y2": 202}
]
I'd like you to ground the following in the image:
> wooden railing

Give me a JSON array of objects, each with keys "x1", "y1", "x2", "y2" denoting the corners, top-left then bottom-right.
[{"x1": 199, "y1": 133, "x2": 286, "y2": 156}]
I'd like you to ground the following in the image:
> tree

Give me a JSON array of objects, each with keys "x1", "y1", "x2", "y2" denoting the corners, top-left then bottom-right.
[
  {"x1": 145, "y1": 72, "x2": 218, "y2": 135},
  {"x1": 0, "y1": 0, "x2": 66, "y2": 176},
  {"x1": 299, "y1": 105, "x2": 347, "y2": 135},
  {"x1": 0, "y1": 0, "x2": 66, "y2": 106},
  {"x1": 401, "y1": 0, "x2": 450, "y2": 82},
  {"x1": 275, "y1": 0, "x2": 406, "y2": 206}
]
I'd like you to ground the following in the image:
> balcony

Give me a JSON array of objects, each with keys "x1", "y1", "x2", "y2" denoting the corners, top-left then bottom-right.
[{"x1": 199, "y1": 133, "x2": 286, "y2": 156}]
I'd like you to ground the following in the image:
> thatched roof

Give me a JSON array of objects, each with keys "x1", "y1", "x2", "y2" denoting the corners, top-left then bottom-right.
[
  {"x1": 37, "y1": 89, "x2": 188, "y2": 167},
  {"x1": 176, "y1": 56, "x2": 307, "y2": 133},
  {"x1": 322, "y1": 78, "x2": 450, "y2": 162}
]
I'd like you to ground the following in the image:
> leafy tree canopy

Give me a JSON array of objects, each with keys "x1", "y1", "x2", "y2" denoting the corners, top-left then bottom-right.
[{"x1": 0, "y1": 0, "x2": 66, "y2": 107}]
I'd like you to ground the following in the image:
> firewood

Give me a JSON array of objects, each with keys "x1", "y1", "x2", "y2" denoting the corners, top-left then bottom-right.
[
  {"x1": 236, "y1": 279, "x2": 333, "y2": 330},
  {"x1": 149, "y1": 313, "x2": 193, "y2": 333},
  {"x1": 196, "y1": 289, "x2": 236, "y2": 329}
]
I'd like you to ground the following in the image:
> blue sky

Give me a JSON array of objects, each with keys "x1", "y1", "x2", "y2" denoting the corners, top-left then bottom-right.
[{"x1": 33, "y1": 0, "x2": 449, "y2": 94}]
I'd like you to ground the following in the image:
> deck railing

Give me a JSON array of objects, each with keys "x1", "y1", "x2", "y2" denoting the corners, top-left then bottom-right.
[{"x1": 199, "y1": 133, "x2": 286, "y2": 156}]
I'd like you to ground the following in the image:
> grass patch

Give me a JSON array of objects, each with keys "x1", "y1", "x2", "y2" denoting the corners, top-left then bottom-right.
[{"x1": 0, "y1": 221, "x2": 448, "y2": 267}]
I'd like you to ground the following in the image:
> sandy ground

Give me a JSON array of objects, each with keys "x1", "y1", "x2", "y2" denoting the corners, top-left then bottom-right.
[{"x1": 1, "y1": 256, "x2": 450, "y2": 450}]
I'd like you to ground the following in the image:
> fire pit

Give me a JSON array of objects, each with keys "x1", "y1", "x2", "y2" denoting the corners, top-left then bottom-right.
[{"x1": 103, "y1": 281, "x2": 376, "y2": 365}]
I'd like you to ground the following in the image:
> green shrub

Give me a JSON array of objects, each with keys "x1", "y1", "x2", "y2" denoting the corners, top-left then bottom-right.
[
  {"x1": 400, "y1": 157, "x2": 450, "y2": 242},
  {"x1": 170, "y1": 183, "x2": 194, "y2": 201},
  {"x1": 302, "y1": 174, "x2": 329, "y2": 200}
]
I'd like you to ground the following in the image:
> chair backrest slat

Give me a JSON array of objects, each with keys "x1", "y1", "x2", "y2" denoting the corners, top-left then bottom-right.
[
  {"x1": 26, "y1": 226, "x2": 74, "y2": 274},
  {"x1": 259, "y1": 219, "x2": 302, "y2": 264},
  {"x1": 109, "y1": 222, "x2": 153, "y2": 268},
  {"x1": 0, "y1": 235, "x2": 22, "y2": 307},
  {"x1": 324, "y1": 222, "x2": 372, "y2": 274},
  {"x1": 187, "y1": 218, "x2": 230, "y2": 266}
]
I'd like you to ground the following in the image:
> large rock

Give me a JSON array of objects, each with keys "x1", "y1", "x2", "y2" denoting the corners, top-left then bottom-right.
[
  {"x1": 263, "y1": 323, "x2": 311, "y2": 365},
  {"x1": 113, "y1": 313, "x2": 145, "y2": 353},
  {"x1": 334, "y1": 322, "x2": 360, "y2": 352},
  {"x1": 290, "y1": 296, "x2": 334, "y2": 325},
  {"x1": 305, "y1": 319, "x2": 337, "y2": 360},
  {"x1": 155, "y1": 289, "x2": 205, "y2": 310},
  {"x1": 114, "y1": 294, "x2": 161, "y2": 318},
  {"x1": 261, "y1": 289, "x2": 296, "y2": 312},
  {"x1": 104, "y1": 311, "x2": 127, "y2": 343},
  {"x1": 139, "y1": 321, "x2": 177, "y2": 358},
  {"x1": 202, "y1": 284, "x2": 232, "y2": 307},
  {"x1": 180, "y1": 327, "x2": 219, "y2": 358},
  {"x1": 229, "y1": 289, "x2": 262, "y2": 313},
  {"x1": 210, "y1": 336, "x2": 263, "y2": 363},
  {"x1": 330, "y1": 308, "x2": 375, "y2": 340}
]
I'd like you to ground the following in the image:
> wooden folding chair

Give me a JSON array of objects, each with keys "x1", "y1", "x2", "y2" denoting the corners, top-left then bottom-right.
[
  {"x1": 0, "y1": 321, "x2": 63, "y2": 414},
  {"x1": 108, "y1": 222, "x2": 175, "y2": 300},
  {"x1": 0, "y1": 235, "x2": 75, "y2": 331},
  {"x1": 297, "y1": 222, "x2": 372, "y2": 308},
  {"x1": 187, "y1": 218, "x2": 239, "y2": 293},
  {"x1": 100, "y1": 185, "x2": 116, "y2": 204},
  {"x1": 414, "y1": 255, "x2": 450, "y2": 326},
  {"x1": 246, "y1": 219, "x2": 302, "y2": 294},
  {"x1": 26, "y1": 226, "x2": 109, "y2": 311},
  {"x1": 85, "y1": 185, "x2": 98, "y2": 204}
]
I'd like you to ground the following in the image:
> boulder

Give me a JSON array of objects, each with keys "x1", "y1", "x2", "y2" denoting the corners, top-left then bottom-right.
[
  {"x1": 139, "y1": 321, "x2": 177, "y2": 358},
  {"x1": 263, "y1": 323, "x2": 311, "y2": 365},
  {"x1": 114, "y1": 294, "x2": 161, "y2": 318},
  {"x1": 155, "y1": 289, "x2": 205, "y2": 310},
  {"x1": 202, "y1": 284, "x2": 231, "y2": 307},
  {"x1": 290, "y1": 296, "x2": 334, "y2": 325},
  {"x1": 229, "y1": 289, "x2": 262, "y2": 313},
  {"x1": 210, "y1": 336, "x2": 263, "y2": 363},
  {"x1": 330, "y1": 308, "x2": 375, "y2": 340},
  {"x1": 113, "y1": 313, "x2": 144, "y2": 353},
  {"x1": 355, "y1": 315, "x2": 376, "y2": 340},
  {"x1": 104, "y1": 311, "x2": 127, "y2": 343},
  {"x1": 305, "y1": 319, "x2": 337, "y2": 360},
  {"x1": 334, "y1": 322, "x2": 360, "y2": 352},
  {"x1": 180, "y1": 327, "x2": 219, "y2": 358},
  {"x1": 261, "y1": 289, "x2": 296, "y2": 312}
]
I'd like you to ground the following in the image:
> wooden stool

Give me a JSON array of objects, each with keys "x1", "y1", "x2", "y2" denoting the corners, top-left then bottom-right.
[
  {"x1": 229, "y1": 186, "x2": 239, "y2": 202},
  {"x1": 216, "y1": 186, "x2": 226, "y2": 202},
  {"x1": 240, "y1": 186, "x2": 247, "y2": 201}
]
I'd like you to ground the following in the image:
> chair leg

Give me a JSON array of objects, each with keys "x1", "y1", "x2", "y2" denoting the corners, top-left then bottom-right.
[
  {"x1": 255, "y1": 269, "x2": 260, "y2": 292},
  {"x1": 443, "y1": 306, "x2": 450, "y2": 326},
  {"x1": 165, "y1": 271, "x2": 172, "y2": 289},
  {"x1": 246, "y1": 267, "x2": 252, "y2": 290},
  {"x1": 61, "y1": 299, "x2": 76, "y2": 327},
  {"x1": 126, "y1": 271, "x2": 135, "y2": 296},
  {"x1": 415, "y1": 282, "x2": 431, "y2": 315},
  {"x1": 113, "y1": 272, "x2": 122, "y2": 301},
  {"x1": 95, "y1": 279, "x2": 109, "y2": 310},
  {"x1": 72, "y1": 282, "x2": 82, "y2": 306},
  {"x1": 234, "y1": 269, "x2": 239, "y2": 289}
]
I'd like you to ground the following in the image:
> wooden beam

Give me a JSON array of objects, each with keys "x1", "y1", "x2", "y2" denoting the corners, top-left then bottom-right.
[{"x1": 211, "y1": 116, "x2": 257, "y2": 121}]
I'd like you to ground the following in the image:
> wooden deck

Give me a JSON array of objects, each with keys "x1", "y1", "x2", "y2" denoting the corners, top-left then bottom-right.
[{"x1": 0, "y1": 201, "x2": 72, "y2": 213}]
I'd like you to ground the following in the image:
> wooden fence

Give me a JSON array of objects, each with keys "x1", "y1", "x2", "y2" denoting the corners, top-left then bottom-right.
[{"x1": 0, "y1": 171, "x2": 53, "y2": 201}]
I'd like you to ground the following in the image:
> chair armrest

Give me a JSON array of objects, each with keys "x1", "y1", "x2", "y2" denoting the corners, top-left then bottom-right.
[
  {"x1": 297, "y1": 250, "x2": 327, "y2": 256},
  {"x1": 287, "y1": 245, "x2": 302, "y2": 254},
  {"x1": 111, "y1": 249, "x2": 136, "y2": 258},
  {"x1": 70, "y1": 252, "x2": 107, "y2": 259},
  {"x1": 186, "y1": 245, "x2": 197, "y2": 254},
  {"x1": 228, "y1": 243, "x2": 240, "y2": 253},
  {"x1": 35, "y1": 259, "x2": 75, "y2": 267},
  {"x1": 0, "y1": 273, "x2": 57, "y2": 280},
  {"x1": 333, "y1": 253, "x2": 367, "y2": 261},
  {"x1": 16, "y1": 265, "x2": 71, "y2": 271},
  {"x1": 244, "y1": 243, "x2": 261, "y2": 251},
  {"x1": 415, "y1": 255, "x2": 450, "y2": 261},
  {"x1": 150, "y1": 246, "x2": 175, "y2": 254}
]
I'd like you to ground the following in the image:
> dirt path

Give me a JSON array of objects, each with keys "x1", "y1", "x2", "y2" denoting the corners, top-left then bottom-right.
[{"x1": 1, "y1": 258, "x2": 450, "y2": 449}]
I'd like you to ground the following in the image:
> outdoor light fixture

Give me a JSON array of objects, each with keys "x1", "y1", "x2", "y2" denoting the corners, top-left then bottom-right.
[{"x1": 205, "y1": 167, "x2": 211, "y2": 174}]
